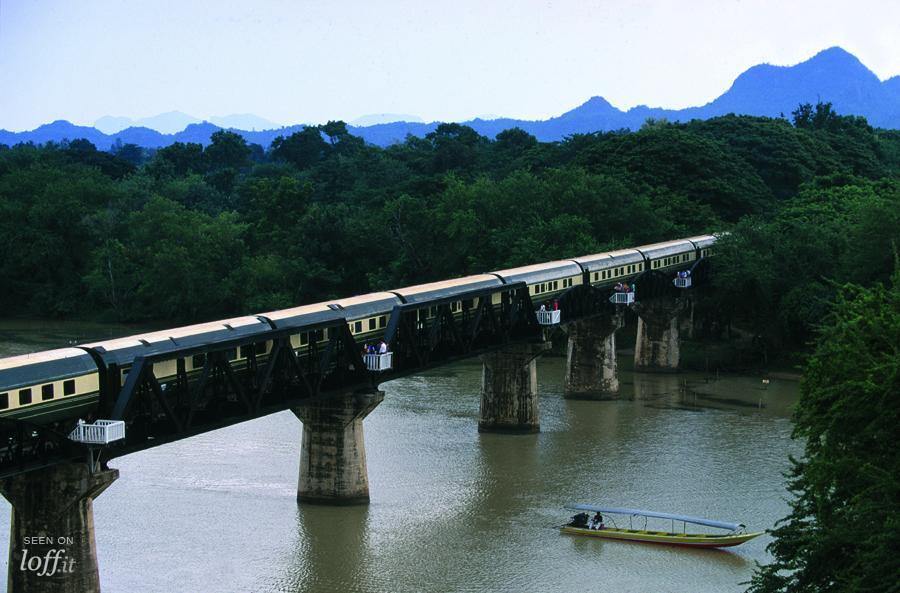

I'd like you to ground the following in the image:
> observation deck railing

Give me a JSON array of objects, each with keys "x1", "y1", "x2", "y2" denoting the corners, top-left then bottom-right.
[
  {"x1": 69, "y1": 419, "x2": 126, "y2": 445},
  {"x1": 365, "y1": 352, "x2": 393, "y2": 372},
  {"x1": 609, "y1": 292, "x2": 635, "y2": 305},
  {"x1": 536, "y1": 310, "x2": 561, "y2": 325}
]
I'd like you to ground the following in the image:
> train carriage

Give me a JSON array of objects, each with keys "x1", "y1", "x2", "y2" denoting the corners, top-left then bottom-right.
[
  {"x1": 686, "y1": 234, "x2": 717, "y2": 259},
  {"x1": 491, "y1": 261, "x2": 583, "y2": 304},
  {"x1": 83, "y1": 316, "x2": 274, "y2": 389},
  {"x1": 0, "y1": 348, "x2": 100, "y2": 422},
  {"x1": 260, "y1": 292, "x2": 402, "y2": 350},
  {"x1": 389, "y1": 274, "x2": 506, "y2": 322},
  {"x1": 636, "y1": 239, "x2": 698, "y2": 272},
  {"x1": 573, "y1": 249, "x2": 645, "y2": 287}
]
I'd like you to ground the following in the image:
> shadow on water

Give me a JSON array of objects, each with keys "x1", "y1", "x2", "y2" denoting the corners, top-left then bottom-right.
[
  {"x1": 271, "y1": 505, "x2": 372, "y2": 592},
  {"x1": 566, "y1": 534, "x2": 749, "y2": 568}
]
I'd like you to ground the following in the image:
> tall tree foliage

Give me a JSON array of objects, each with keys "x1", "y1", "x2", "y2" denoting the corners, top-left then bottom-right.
[
  {"x1": 0, "y1": 106, "x2": 897, "y2": 329},
  {"x1": 747, "y1": 271, "x2": 900, "y2": 593}
]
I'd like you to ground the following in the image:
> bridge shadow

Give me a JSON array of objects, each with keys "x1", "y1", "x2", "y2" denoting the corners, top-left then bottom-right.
[{"x1": 269, "y1": 504, "x2": 372, "y2": 592}]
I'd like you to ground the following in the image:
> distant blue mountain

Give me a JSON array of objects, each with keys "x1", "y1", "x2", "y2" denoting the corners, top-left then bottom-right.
[{"x1": 1, "y1": 47, "x2": 897, "y2": 150}]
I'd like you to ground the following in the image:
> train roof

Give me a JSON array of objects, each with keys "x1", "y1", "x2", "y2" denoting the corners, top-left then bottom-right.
[
  {"x1": 261, "y1": 292, "x2": 400, "y2": 330},
  {"x1": 331, "y1": 292, "x2": 403, "y2": 319},
  {"x1": 83, "y1": 316, "x2": 272, "y2": 366},
  {"x1": 260, "y1": 303, "x2": 343, "y2": 331},
  {"x1": 635, "y1": 239, "x2": 696, "y2": 259},
  {"x1": 686, "y1": 234, "x2": 717, "y2": 250},
  {"x1": 0, "y1": 348, "x2": 98, "y2": 391},
  {"x1": 572, "y1": 248, "x2": 644, "y2": 271},
  {"x1": 491, "y1": 260, "x2": 582, "y2": 285},
  {"x1": 391, "y1": 274, "x2": 503, "y2": 305}
]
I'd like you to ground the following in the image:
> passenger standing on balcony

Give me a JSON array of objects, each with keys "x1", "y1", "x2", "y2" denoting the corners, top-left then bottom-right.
[
  {"x1": 553, "y1": 300, "x2": 559, "y2": 311},
  {"x1": 539, "y1": 304, "x2": 546, "y2": 312},
  {"x1": 379, "y1": 340, "x2": 389, "y2": 354}
]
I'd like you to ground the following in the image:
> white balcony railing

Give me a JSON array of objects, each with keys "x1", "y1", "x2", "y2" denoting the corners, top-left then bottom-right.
[
  {"x1": 365, "y1": 352, "x2": 393, "y2": 372},
  {"x1": 536, "y1": 310, "x2": 561, "y2": 325},
  {"x1": 69, "y1": 419, "x2": 126, "y2": 445},
  {"x1": 609, "y1": 291, "x2": 635, "y2": 305},
  {"x1": 673, "y1": 277, "x2": 692, "y2": 288}
]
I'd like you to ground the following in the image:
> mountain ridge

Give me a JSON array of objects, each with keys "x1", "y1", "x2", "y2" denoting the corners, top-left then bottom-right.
[{"x1": 2, "y1": 46, "x2": 898, "y2": 150}]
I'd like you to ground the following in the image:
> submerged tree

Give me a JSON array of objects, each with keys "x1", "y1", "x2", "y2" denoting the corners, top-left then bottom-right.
[{"x1": 747, "y1": 269, "x2": 900, "y2": 593}]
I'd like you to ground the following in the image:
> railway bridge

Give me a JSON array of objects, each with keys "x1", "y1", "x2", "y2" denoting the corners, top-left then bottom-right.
[{"x1": 0, "y1": 234, "x2": 715, "y2": 592}]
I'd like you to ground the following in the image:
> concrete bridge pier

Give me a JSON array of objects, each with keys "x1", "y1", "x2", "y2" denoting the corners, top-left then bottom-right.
[
  {"x1": 478, "y1": 343, "x2": 550, "y2": 433},
  {"x1": 0, "y1": 463, "x2": 118, "y2": 593},
  {"x1": 564, "y1": 312, "x2": 625, "y2": 399},
  {"x1": 292, "y1": 391, "x2": 384, "y2": 505},
  {"x1": 634, "y1": 298, "x2": 687, "y2": 371}
]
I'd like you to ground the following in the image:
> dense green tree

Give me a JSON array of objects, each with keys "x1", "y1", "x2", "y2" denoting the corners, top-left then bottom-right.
[
  {"x1": 84, "y1": 196, "x2": 247, "y2": 320},
  {"x1": 62, "y1": 139, "x2": 135, "y2": 179},
  {"x1": 0, "y1": 107, "x2": 895, "y2": 329},
  {"x1": 426, "y1": 123, "x2": 489, "y2": 174},
  {"x1": 575, "y1": 125, "x2": 775, "y2": 221},
  {"x1": 147, "y1": 142, "x2": 206, "y2": 177},
  {"x1": 0, "y1": 162, "x2": 121, "y2": 314},
  {"x1": 111, "y1": 140, "x2": 147, "y2": 167},
  {"x1": 205, "y1": 130, "x2": 251, "y2": 170},
  {"x1": 687, "y1": 115, "x2": 834, "y2": 200},
  {"x1": 711, "y1": 178, "x2": 900, "y2": 347},
  {"x1": 747, "y1": 271, "x2": 900, "y2": 593},
  {"x1": 270, "y1": 127, "x2": 328, "y2": 169},
  {"x1": 792, "y1": 102, "x2": 886, "y2": 179}
]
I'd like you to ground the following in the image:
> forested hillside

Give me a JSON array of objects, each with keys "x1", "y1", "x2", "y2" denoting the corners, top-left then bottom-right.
[{"x1": 1, "y1": 103, "x2": 897, "y2": 352}]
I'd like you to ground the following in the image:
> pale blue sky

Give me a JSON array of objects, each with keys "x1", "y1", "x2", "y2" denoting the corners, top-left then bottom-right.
[{"x1": 1, "y1": 0, "x2": 898, "y2": 131}]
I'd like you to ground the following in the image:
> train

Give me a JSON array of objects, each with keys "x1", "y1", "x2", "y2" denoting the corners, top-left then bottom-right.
[{"x1": 0, "y1": 235, "x2": 716, "y2": 423}]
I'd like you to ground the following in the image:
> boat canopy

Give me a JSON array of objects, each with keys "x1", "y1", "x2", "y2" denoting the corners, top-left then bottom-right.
[{"x1": 565, "y1": 503, "x2": 744, "y2": 532}]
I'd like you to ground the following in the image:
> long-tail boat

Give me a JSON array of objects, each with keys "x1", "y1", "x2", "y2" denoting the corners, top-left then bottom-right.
[{"x1": 561, "y1": 503, "x2": 764, "y2": 548}]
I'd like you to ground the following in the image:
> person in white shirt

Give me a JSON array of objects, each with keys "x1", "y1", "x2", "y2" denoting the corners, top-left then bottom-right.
[{"x1": 378, "y1": 340, "x2": 388, "y2": 354}]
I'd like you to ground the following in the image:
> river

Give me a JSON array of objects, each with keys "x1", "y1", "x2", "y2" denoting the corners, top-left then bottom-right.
[{"x1": 0, "y1": 320, "x2": 800, "y2": 593}]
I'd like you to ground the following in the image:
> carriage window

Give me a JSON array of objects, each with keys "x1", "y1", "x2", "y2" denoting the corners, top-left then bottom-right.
[
  {"x1": 225, "y1": 348, "x2": 237, "y2": 361},
  {"x1": 42, "y1": 384, "x2": 54, "y2": 400},
  {"x1": 354, "y1": 321, "x2": 362, "y2": 333},
  {"x1": 192, "y1": 354, "x2": 205, "y2": 368},
  {"x1": 19, "y1": 389, "x2": 32, "y2": 405},
  {"x1": 369, "y1": 318, "x2": 376, "y2": 330},
  {"x1": 316, "y1": 329, "x2": 325, "y2": 341},
  {"x1": 379, "y1": 316, "x2": 387, "y2": 328},
  {"x1": 300, "y1": 332, "x2": 309, "y2": 346},
  {"x1": 0, "y1": 393, "x2": 7, "y2": 409},
  {"x1": 63, "y1": 379, "x2": 76, "y2": 396}
]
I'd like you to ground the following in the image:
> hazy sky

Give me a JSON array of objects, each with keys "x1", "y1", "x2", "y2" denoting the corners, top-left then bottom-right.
[{"x1": 1, "y1": 0, "x2": 898, "y2": 131}]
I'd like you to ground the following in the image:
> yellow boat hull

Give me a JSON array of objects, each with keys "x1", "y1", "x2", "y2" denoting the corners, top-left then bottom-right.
[{"x1": 560, "y1": 526, "x2": 763, "y2": 548}]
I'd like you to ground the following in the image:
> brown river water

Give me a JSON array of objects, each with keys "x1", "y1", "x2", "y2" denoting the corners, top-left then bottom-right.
[{"x1": 0, "y1": 320, "x2": 800, "y2": 593}]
